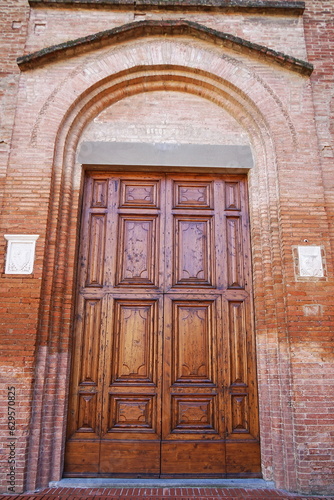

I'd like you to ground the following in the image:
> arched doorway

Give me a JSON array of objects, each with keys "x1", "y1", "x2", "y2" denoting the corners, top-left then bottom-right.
[{"x1": 25, "y1": 45, "x2": 297, "y2": 489}]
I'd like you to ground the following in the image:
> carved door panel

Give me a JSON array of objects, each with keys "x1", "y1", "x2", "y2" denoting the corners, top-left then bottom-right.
[{"x1": 64, "y1": 172, "x2": 260, "y2": 477}]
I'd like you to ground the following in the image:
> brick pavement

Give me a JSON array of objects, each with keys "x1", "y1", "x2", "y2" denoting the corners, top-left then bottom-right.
[{"x1": 1, "y1": 487, "x2": 334, "y2": 500}]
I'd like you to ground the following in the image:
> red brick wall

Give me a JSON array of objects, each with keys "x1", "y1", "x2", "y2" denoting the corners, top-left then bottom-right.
[
  {"x1": 291, "y1": 1, "x2": 334, "y2": 493},
  {"x1": 0, "y1": 0, "x2": 333, "y2": 495},
  {"x1": 0, "y1": 0, "x2": 36, "y2": 494}
]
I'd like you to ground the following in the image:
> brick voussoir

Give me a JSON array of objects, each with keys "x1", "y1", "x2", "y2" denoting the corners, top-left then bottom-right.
[
  {"x1": 17, "y1": 19, "x2": 313, "y2": 75},
  {"x1": 28, "y1": 0, "x2": 306, "y2": 14}
]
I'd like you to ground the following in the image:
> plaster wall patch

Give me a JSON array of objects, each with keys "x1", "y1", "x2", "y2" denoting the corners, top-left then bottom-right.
[{"x1": 4, "y1": 235, "x2": 39, "y2": 275}]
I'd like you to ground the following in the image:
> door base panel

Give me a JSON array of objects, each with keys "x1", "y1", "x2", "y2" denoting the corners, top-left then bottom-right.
[
  {"x1": 226, "y1": 442, "x2": 261, "y2": 475},
  {"x1": 64, "y1": 440, "x2": 261, "y2": 478},
  {"x1": 161, "y1": 441, "x2": 226, "y2": 475},
  {"x1": 100, "y1": 441, "x2": 160, "y2": 474},
  {"x1": 64, "y1": 441, "x2": 99, "y2": 475}
]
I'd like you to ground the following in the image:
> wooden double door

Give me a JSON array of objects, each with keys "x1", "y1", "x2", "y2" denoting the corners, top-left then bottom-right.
[{"x1": 64, "y1": 172, "x2": 260, "y2": 477}]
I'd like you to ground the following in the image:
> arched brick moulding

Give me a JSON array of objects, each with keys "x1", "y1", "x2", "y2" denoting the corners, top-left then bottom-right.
[{"x1": 25, "y1": 40, "x2": 300, "y2": 492}]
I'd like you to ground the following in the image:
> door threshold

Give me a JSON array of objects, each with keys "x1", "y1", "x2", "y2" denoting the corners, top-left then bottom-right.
[{"x1": 50, "y1": 478, "x2": 275, "y2": 489}]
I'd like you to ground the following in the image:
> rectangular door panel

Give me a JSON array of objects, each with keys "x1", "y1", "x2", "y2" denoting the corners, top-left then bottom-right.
[
  {"x1": 170, "y1": 395, "x2": 219, "y2": 434},
  {"x1": 230, "y1": 393, "x2": 250, "y2": 435},
  {"x1": 173, "y1": 216, "x2": 214, "y2": 287},
  {"x1": 100, "y1": 441, "x2": 160, "y2": 475},
  {"x1": 64, "y1": 441, "x2": 100, "y2": 475},
  {"x1": 226, "y1": 216, "x2": 244, "y2": 289},
  {"x1": 226, "y1": 442, "x2": 261, "y2": 475},
  {"x1": 228, "y1": 300, "x2": 248, "y2": 387},
  {"x1": 119, "y1": 179, "x2": 160, "y2": 208},
  {"x1": 85, "y1": 214, "x2": 106, "y2": 288},
  {"x1": 107, "y1": 394, "x2": 157, "y2": 432},
  {"x1": 224, "y1": 181, "x2": 241, "y2": 211},
  {"x1": 173, "y1": 180, "x2": 213, "y2": 209},
  {"x1": 91, "y1": 178, "x2": 109, "y2": 208},
  {"x1": 79, "y1": 298, "x2": 103, "y2": 387},
  {"x1": 161, "y1": 442, "x2": 226, "y2": 475},
  {"x1": 169, "y1": 298, "x2": 217, "y2": 386},
  {"x1": 110, "y1": 299, "x2": 159, "y2": 386},
  {"x1": 75, "y1": 392, "x2": 99, "y2": 435},
  {"x1": 116, "y1": 216, "x2": 159, "y2": 287},
  {"x1": 222, "y1": 297, "x2": 259, "y2": 442}
]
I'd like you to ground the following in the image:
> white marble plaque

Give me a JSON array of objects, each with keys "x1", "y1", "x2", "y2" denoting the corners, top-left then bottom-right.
[
  {"x1": 4, "y1": 235, "x2": 39, "y2": 275},
  {"x1": 297, "y1": 245, "x2": 324, "y2": 278}
]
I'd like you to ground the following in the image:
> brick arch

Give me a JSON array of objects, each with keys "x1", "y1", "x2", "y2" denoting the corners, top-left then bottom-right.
[
  {"x1": 30, "y1": 40, "x2": 298, "y2": 152},
  {"x1": 26, "y1": 43, "x2": 301, "y2": 491}
]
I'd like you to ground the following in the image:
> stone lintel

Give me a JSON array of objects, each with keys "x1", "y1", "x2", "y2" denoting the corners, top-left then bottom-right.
[{"x1": 78, "y1": 142, "x2": 254, "y2": 170}]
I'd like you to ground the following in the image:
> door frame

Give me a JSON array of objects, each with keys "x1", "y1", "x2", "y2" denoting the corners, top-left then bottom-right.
[{"x1": 64, "y1": 170, "x2": 260, "y2": 478}]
